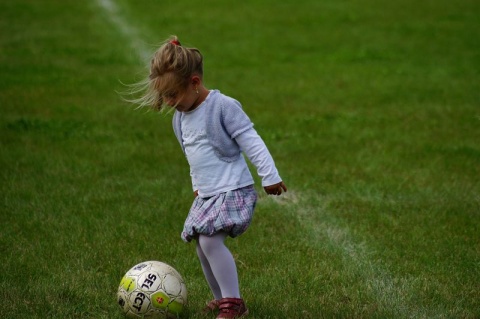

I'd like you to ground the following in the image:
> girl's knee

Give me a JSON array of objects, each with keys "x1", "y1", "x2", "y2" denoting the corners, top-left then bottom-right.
[{"x1": 198, "y1": 233, "x2": 228, "y2": 256}]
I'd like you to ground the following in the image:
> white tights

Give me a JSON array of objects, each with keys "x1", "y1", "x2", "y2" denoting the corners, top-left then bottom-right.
[{"x1": 196, "y1": 232, "x2": 240, "y2": 300}]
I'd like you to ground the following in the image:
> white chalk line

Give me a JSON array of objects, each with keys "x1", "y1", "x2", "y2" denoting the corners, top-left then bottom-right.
[
  {"x1": 94, "y1": 0, "x2": 151, "y2": 62},
  {"x1": 264, "y1": 191, "x2": 443, "y2": 318}
]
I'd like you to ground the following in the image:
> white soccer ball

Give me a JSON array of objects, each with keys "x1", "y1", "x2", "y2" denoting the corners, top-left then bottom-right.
[{"x1": 117, "y1": 261, "x2": 188, "y2": 318}]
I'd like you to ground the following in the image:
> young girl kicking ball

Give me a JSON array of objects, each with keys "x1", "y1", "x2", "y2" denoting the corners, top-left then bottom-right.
[{"x1": 132, "y1": 35, "x2": 287, "y2": 318}]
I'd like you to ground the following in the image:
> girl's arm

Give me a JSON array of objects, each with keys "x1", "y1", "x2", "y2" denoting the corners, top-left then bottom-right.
[{"x1": 235, "y1": 128, "x2": 287, "y2": 195}]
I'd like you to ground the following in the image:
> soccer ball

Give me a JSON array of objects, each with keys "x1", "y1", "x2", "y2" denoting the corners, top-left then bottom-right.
[{"x1": 117, "y1": 261, "x2": 188, "y2": 318}]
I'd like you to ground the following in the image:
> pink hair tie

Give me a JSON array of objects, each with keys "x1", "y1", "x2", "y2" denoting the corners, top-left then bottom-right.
[{"x1": 170, "y1": 39, "x2": 181, "y2": 46}]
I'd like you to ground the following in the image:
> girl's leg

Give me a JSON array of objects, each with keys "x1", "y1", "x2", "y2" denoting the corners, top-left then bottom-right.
[
  {"x1": 197, "y1": 232, "x2": 240, "y2": 298},
  {"x1": 196, "y1": 240, "x2": 222, "y2": 300}
]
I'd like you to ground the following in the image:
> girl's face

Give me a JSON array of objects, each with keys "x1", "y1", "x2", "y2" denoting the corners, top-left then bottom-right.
[
  {"x1": 163, "y1": 75, "x2": 203, "y2": 112},
  {"x1": 163, "y1": 88, "x2": 197, "y2": 112}
]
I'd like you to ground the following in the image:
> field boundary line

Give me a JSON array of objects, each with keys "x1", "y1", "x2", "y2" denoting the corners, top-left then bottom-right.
[
  {"x1": 267, "y1": 191, "x2": 442, "y2": 318},
  {"x1": 94, "y1": 0, "x2": 151, "y2": 62}
]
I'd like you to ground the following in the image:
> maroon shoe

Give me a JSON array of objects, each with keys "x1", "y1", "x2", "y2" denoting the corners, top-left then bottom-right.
[
  {"x1": 216, "y1": 298, "x2": 248, "y2": 319},
  {"x1": 202, "y1": 299, "x2": 220, "y2": 316}
]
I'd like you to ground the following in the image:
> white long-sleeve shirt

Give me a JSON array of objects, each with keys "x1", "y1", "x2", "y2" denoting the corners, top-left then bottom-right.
[{"x1": 180, "y1": 99, "x2": 281, "y2": 198}]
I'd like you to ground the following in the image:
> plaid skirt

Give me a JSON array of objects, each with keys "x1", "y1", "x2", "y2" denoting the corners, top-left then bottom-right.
[{"x1": 181, "y1": 185, "x2": 258, "y2": 242}]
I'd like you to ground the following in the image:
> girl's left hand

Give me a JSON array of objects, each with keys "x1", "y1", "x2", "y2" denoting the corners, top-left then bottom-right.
[{"x1": 264, "y1": 181, "x2": 287, "y2": 196}]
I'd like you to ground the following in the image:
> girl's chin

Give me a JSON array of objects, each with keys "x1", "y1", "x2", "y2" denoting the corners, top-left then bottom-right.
[{"x1": 177, "y1": 105, "x2": 196, "y2": 112}]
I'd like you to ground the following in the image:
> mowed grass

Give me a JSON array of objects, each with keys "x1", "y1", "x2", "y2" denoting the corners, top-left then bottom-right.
[{"x1": 1, "y1": 0, "x2": 479, "y2": 318}]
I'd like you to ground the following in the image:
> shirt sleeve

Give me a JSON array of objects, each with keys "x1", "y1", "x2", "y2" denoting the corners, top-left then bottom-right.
[
  {"x1": 235, "y1": 127, "x2": 282, "y2": 187},
  {"x1": 190, "y1": 166, "x2": 198, "y2": 191}
]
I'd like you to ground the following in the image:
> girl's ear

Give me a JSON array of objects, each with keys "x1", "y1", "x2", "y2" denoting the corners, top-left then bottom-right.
[{"x1": 191, "y1": 75, "x2": 201, "y2": 86}]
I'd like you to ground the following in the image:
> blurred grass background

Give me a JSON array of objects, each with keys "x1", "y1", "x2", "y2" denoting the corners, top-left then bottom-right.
[{"x1": 1, "y1": 0, "x2": 479, "y2": 318}]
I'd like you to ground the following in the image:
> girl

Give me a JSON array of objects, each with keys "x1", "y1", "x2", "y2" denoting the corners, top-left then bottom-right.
[{"x1": 133, "y1": 36, "x2": 287, "y2": 318}]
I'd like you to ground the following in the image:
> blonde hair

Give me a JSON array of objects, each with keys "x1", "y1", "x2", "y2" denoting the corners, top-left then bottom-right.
[{"x1": 126, "y1": 36, "x2": 203, "y2": 110}]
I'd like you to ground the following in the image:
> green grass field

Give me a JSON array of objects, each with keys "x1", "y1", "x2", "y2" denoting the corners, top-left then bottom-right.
[{"x1": 1, "y1": 0, "x2": 479, "y2": 318}]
